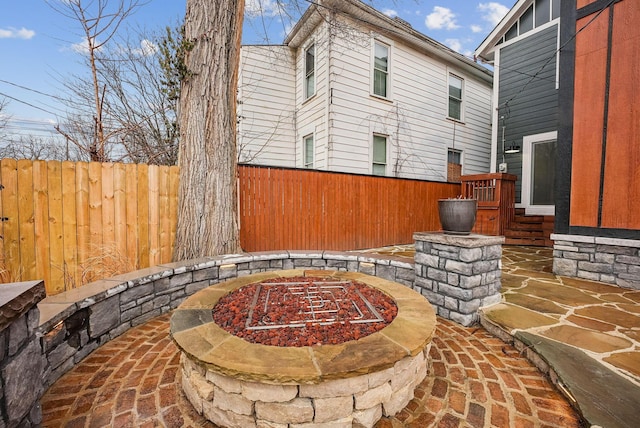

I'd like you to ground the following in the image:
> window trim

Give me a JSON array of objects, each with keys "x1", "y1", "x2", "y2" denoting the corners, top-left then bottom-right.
[
  {"x1": 447, "y1": 73, "x2": 465, "y2": 122},
  {"x1": 371, "y1": 40, "x2": 391, "y2": 100},
  {"x1": 304, "y1": 43, "x2": 316, "y2": 100},
  {"x1": 372, "y1": 134, "x2": 388, "y2": 176},
  {"x1": 303, "y1": 133, "x2": 314, "y2": 169}
]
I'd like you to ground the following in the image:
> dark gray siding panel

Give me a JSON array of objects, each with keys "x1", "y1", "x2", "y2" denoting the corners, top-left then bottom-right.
[{"x1": 497, "y1": 24, "x2": 559, "y2": 202}]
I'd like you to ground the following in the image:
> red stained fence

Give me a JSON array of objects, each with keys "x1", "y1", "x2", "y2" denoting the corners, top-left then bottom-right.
[{"x1": 238, "y1": 165, "x2": 459, "y2": 252}]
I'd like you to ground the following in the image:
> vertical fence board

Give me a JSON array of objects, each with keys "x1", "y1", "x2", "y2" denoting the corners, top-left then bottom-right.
[
  {"x1": 101, "y1": 163, "x2": 115, "y2": 250},
  {"x1": 125, "y1": 164, "x2": 139, "y2": 269},
  {"x1": 61, "y1": 161, "x2": 78, "y2": 289},
  {"x1": 76, "y1": 162, "x2": 91, "y2": 286},
  {"x1": 47, "y1": 161, "x2": 65, "y2": 295},
  {"x1": 17, "y1": 160, "x2": 36, "y2": 280},
  {"x1": 159, "y1": 166, "x2": 170, "y2": 263},
  {"x1": 137, "y1": 164, "x2": 150, "y2": 268},
  {"x1": 113, "y1": 163, "x2": 127, "y2": 263},
  {"x1": 33, "y1": 160, "x2": 51, "y2": 293},
  {"x1": 88, "y1": 162, "x2": 103, "y2": 282},
  {"x1": 148, "y1": 165, "x2": 160, "y2": 266},
  {"x1": 1, "y1": 160, "x2": 19, "y2": 281}
]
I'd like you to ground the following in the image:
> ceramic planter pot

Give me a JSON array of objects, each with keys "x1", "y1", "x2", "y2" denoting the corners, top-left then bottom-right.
[{"x1": 438, "y1": 199, "x2": 478, "y2": 235}]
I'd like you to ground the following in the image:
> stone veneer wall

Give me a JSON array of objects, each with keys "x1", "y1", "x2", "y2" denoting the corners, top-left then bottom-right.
[
  {"x1": 413, "y1": 233, "x2": 504, "y2": 326},
  {"x1": 0, "y1": 281, "x2": 46, "y2": 427},
  {"x1": 181, "y1": 351, "x2": 428, "y2": 428},
  {"x1": 0, "y1": 250, "x2": 414, "y2": 427},
  {"x1": 551, "y1": 234, "x2": 640, "y2": 290}
]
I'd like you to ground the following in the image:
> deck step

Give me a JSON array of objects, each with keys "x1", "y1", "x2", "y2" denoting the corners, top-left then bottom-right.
[
  {"x1": 504, "y1": 237, "x2": 548, "y2": 246},
  {"x1": 505, "y1": 229, "x2": 545, "y2": 238},
  {"x1": 514, "y1": 215, "x2": 545, "y2": 224}
]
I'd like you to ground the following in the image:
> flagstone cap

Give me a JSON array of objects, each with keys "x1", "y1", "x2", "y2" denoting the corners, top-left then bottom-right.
[
  {"x1": 170, "y1": 269, "x2": 436, "y2": 384},
  {"x1": 0, "y1": 280, "x2": 45, "y2": 332},
  {"x1": 413, "y1": 232, "x2": 505, "y2": 247}
]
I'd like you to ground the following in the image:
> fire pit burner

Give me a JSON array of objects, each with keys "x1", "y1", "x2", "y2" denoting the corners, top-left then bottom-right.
[
  {"x1": 212, "y1": 276, "x2": 397, "y2": 346},
  {"x1": 246, "y1": 280, "x2": 385, "y2": 329}
]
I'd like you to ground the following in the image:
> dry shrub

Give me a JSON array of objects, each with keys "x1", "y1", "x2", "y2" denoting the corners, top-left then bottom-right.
[{"x1": 78, "y1": 243, "x2": 136, "y2": 287}]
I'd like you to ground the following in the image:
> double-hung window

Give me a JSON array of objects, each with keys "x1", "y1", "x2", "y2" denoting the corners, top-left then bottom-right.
[
  {"x1": 372, "y1": 135, "x2": 387, "y2": 176},
  {"x1": 303, "y1": 134, "x2": 314, "y2": 168},
  {"x1": 373, "y1": 42, "x2": 389, "y2": 98},
  {"x1": 448, "y1": 74, "x2": 464, "y2": 121},
  {"x1": 304, "y1": 44, "x2": 315, "y2": 99}
]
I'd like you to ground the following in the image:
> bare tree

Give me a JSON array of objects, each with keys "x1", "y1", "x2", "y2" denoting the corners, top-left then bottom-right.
[
  {"x1": 98, "y1": 25, "x2": 183, "y2": 165},
  {"x1": 0, "y1": 135, "x2": 75, "y2": 161},
  {"x1": 0, "y1": 98, "x2": 9, "y2": 140},
  {"x1": 46, "y1": 0, "x2": 145, "y2": 162}
]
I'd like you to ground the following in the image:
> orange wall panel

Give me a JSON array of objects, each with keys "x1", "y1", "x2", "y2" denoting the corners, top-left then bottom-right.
[
  {"x1": 601, "y1": 1, "x2": 640, "y2": 229},
  {"x1": 577, "y1": 0, "x2": 599, "y2": 8},
  {"x1": 570, "y1": 13, "x2": 609, "y2": 227}
]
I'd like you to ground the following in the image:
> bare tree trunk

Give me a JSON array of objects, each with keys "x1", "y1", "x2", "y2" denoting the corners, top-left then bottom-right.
[{"x1": 173, "y1": 0, "x2": 244, "y2": 260}]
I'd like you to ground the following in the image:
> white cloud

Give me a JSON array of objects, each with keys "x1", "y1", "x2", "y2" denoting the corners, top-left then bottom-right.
[
  {"x1": 382, "y1": 9, "x2": 398, "y2": 18},
  {"x1": 478, "y1": 2, "x2": 510, "y2": 26},
  {"x1": 0, "y1": 27, "x2": 36, "y2": 40},
  {"x1": 425, "y1": 6, "x2": 460, "y2": 30},
  {"x1": 70, "y1": 39, "x2": 91, "y2": 54},
  {"x1": 471, "y1": 24, "x2": 483, "y2": 33},
  {"x1": 445, "y1": 38, "x2": 463, "y2": 52},
  {"x1": 245, "y1": 0, "x2": 282, "y2": 18},
  {"x1": 133, "y1": 39, "x2": 158, "y2": 56}
]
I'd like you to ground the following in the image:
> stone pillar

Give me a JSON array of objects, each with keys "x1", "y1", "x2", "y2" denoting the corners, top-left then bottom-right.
[
  {"x1": 0, "y1": 280, "x2": 47, "y2": 427},
  {"x1": 413, "y1": 233, "x2": 504, "y2": 326}
]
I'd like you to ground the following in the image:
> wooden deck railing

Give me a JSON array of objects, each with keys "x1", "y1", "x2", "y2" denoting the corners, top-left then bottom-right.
[{"x1": 461, "y1": 173, "x2": 517, "y2": 236}]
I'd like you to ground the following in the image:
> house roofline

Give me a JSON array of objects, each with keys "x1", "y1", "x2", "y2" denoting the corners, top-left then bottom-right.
[
  {"x1": 475, "y1": 0, "x2": 533, "y2": 62},
  {"x1": 284, "y1": 0, "x2": 493, "y2": 84}
]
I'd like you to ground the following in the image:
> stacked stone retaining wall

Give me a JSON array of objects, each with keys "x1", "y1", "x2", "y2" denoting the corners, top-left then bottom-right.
[
  {"x1": 1, "y1": 251, "x2": 414, "y2": 427},
  {"x1": 552, "y1": 234, "x2": 640, "y2": 290}
]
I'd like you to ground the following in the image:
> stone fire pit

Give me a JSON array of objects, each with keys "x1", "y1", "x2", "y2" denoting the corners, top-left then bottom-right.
[{"x1": 170, "y1": 269, "x2": 436, "y2": 427}]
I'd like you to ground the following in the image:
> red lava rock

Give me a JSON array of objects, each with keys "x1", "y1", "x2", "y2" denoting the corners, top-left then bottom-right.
[{"x1": 212, "y1": 276, "x2": 398, "y2": 347}]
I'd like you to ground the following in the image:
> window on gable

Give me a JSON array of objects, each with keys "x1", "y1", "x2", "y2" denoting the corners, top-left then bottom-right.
[
  {"x1": 552, "y1": 0, "x2": 560, "y2": 19},
  {"x1": 372, "y1": 134, "x2": 387, "y2": 176},
  {"x1": 448, "y1": 74, "x2": 464, "y2": 121},
  {"x1": 536, "y1": 0, "x2": 550, "y2": 26},
  {"x1": 447, "y1": 149, "x2": 462, "y2": 183},
  {"x1": 520, "y1": 5, "x2": 534, "y2": 34},
  {"x1": 373, "y1": 42, "x2": 389, "y2": 98},
  {"x1": 305, "y1": 44, "x2": 315, "y2": 99},
  {"x1": 303, "y1": 134, "x2": 314, "y2": 168},
  {"x1": 505, "y1": 23, "x2": 518, "y2": 41}
]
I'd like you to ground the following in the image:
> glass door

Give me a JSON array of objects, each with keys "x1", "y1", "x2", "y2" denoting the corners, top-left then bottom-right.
[{"x1": 522, "y1": 132, "x2": 557, "y2": 215}]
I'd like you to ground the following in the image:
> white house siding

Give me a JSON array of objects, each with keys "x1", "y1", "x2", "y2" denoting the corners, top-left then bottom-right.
[
  {"x1": 237, "y1": 10, "x2": 492, "y2": 180},
  {"x1": 293, "y1": 22, "x2": 329, "y2": 169},
  {"x1": 238, "y1": 45, "x2": 296, "y2": 167},
  {"x1": 324, "y1": 16, "x2": 492, "y2": 180}
]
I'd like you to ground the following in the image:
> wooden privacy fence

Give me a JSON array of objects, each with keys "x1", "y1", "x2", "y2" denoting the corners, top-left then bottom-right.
[
  {"x1": 0, "y1": 159, "x2": 179, "y2": 295},
  {"x1": 0, "y1": 160, "x2": 458, "y2": 295},
  {"x1": 238, "y1": 165, "x2": 459, "y2": 252}
]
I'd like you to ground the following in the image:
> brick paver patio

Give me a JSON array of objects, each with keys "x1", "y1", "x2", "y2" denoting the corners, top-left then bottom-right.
[{"x1": 41, "y1": 312, "x2": 582, "y2": 427}]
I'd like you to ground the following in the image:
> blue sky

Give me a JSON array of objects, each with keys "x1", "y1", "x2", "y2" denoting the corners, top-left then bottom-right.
[{"x1": 0, "y1": 0, "x2": 514, "y2": 140}]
